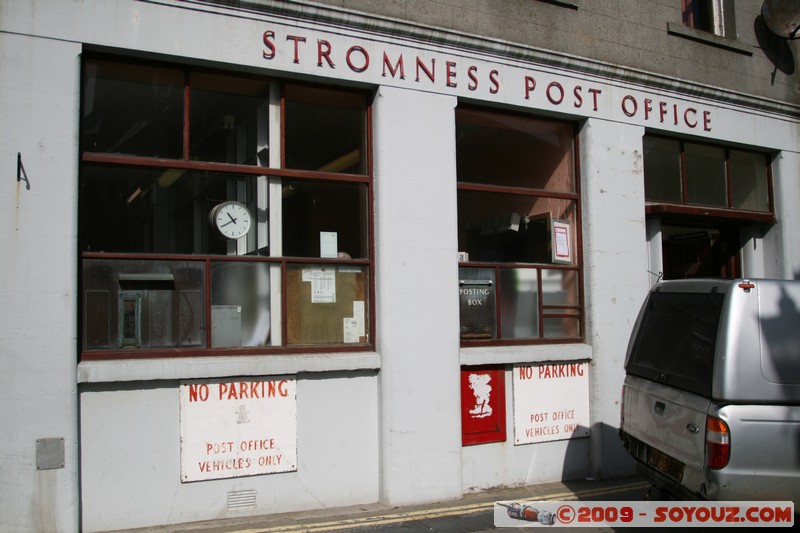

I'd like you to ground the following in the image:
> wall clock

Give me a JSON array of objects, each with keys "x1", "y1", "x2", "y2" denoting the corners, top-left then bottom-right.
[{"x1": 210, "y1": 201, "x2": 251, "y2": 240}]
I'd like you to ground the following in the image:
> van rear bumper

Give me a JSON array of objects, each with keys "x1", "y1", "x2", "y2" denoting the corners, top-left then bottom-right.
[
  {"x1": 634, "y1": 461, "x2": 703, "y2": 501},
  {"x1": 620, "y1": 430, "x2": 709, "y2": 500}
]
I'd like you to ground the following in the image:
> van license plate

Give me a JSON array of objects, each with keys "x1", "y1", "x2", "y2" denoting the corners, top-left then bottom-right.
[{"x1": 647, "y1": 448, "x2": 685, "y2": 481}]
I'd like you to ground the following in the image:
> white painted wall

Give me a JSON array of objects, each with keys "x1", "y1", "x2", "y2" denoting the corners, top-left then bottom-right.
[
  {"x1": 0, "y1": 33, "x2": 81, "y2": 533},
  {"x1": 2, "y1": 1, "x2": 799, "y2": 531},
  {"x1": 461, "y1": 368, "x2": 590, "y2": 492},
  {"x1": 80, "y1": 372, "x2": 379, "y2": 532},
  {"x1": 372, "y1": 86, "x2": 464, "y2": 505},
  {"x1": 767, "y1": 151, "x2": 800, "y2": 280},
  {"x1": 580, "y1": 119, "x2": 649, "y2": 480},
  {"x1": 741, "y1": 225, "x2": 766, "y2": 279},
  {"x1": 646, "y1": 219, "x2": 665, "y2": 286}
]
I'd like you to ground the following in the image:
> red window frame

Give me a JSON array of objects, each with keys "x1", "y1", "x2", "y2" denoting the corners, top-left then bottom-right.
[
  {"x1": 78, "y1": 56, "x2": 375, "y2": 361},
  {"x1": 456, "y1": 107, "x2": 585, "y2": 347},
  {"x1": 643, "y1": 135, "x2": 775, "y2": 224}
]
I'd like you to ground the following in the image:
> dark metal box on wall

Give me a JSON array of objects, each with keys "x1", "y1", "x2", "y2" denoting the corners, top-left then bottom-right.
[{"x1": 458, "y1": 268, "x2": 496, "y2": 340}]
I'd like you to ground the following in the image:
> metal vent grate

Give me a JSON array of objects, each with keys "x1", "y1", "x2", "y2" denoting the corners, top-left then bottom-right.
[{"x1": 227, "y1": 489, "x2": 257, "y2": 511}]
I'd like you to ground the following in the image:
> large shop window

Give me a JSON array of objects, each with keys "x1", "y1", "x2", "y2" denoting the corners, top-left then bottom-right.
[
  {"x1": 456, "y1": 108, "x2": 583, "y2": 345},
  {"x1": 643, "y1": 136, "x2": 773, "y2": 217},
  {"x1": 79, "y1": 58, "x2": 372, "y2": 360}
]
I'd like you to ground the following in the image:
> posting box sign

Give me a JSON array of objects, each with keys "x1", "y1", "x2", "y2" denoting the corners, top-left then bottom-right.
[
  {"x1": 179, "y1": 378, "x2": 297, "y2": 482},
  {"x1": 513, "y1": 362, "x2": 590, "y2": 445}
]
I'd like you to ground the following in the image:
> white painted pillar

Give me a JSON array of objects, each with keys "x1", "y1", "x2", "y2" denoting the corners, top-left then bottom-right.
[
  {"x1": 0, "y1": 34, "x2": 81, "y2": 533},
  {"x1": 579, "y1": 119, "x2": 648, "y2": 479},
  {"x1": 645, "y1": 218, "x2": 664, "y2": 287},
  {"x1": 372, "y1": 86, "x2": 462, "y2": 505},
  {"x1": 740, "y1": 225, "x2": 766, "y2": 279},
  {"x1": 765, "y1": 151, "x2": 800, "y2": 280}
]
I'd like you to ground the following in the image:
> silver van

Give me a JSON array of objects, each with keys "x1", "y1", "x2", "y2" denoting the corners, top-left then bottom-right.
[{"x1": 619, "y1": 278, "x2": 800, "y2": 501}]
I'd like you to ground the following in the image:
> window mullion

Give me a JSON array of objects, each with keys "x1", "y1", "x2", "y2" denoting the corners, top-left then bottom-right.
[
  {"x1": 537, "y1": 268, "x2": 544, "y2": 338},
  {"x1": 183, "y1": 71, "x2": 191, "y2": 161},
  {"x1": 680, "y1": 140, "x2": 688, "y2": 204},
  {"x1": 494, "y1": 265, "x2": 502, "y2": 340},
  {"x1": 724, "y1": 148, "x2": 733, "y2": 209},
  {"x1": 280, "y1": 260, "x2": 288, "y2": 348}
]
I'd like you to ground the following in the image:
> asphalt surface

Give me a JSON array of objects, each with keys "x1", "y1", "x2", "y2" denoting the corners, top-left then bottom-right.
[{"x1": 115, "y1": 475, "x2": 799, "y2": 532}]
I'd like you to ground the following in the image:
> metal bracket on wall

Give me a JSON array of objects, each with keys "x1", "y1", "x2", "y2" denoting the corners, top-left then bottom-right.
[{"x1": 17, "y1": 153, "x2": 31, "y2": 190}]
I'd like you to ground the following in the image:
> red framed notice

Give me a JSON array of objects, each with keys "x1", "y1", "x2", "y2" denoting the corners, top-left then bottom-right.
[{"x1": 552, "y1": 220, "x2": 572, "y2": 264}]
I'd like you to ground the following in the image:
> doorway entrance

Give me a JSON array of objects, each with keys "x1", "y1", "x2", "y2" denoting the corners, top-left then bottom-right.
[{"x1": 660, "y1": 223, "x2": 742, "y2": 280}]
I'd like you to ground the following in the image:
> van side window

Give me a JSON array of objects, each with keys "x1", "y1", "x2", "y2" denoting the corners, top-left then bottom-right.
[{"x1": 627, "y1": 291, "x2": 724, "y2": 397}]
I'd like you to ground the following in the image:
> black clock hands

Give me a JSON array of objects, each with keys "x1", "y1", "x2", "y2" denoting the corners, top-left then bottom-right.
[{"x1": 220, "y1": 212, "x2": 238, "y2": 227}]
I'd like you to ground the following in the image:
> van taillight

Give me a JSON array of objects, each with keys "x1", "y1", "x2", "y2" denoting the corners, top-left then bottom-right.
[{"x1": 706, "y1": 416, "x2": 730, "y2": 469}]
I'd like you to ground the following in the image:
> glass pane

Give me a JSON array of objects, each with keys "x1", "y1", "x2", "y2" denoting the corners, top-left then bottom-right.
[
  {"x1": 285, "y1": 264, "x2": 370, "y2": 345},
  {"x1": 685, "y1": 143, "x2": 727, "y2": 207},
  {"x1": 543, "y1": 317, "x2": 581, "y2": 339},
  {"x1": 458, "y1": 191, "x2": 576, "y2": 264},
  {"x1": 643, "y1": 137, "x2": 682, "y2": 203},
  {"x1": 282, "y1": 179, "x2": 368, "y2": 259},
  {"x1": 459, "y1": 268, "x2": 497, "y2": 340},
  {"x1": 190, "y1": 73, "x2": 272, "y2": 165},
  {"x1": 456, "y1": 109, "x2": 575, "y2": 192},
  {"x1": 82, "y1": 258, "x2": 205, "y2": 350},
  {"x1": 211, "y1": 261, "x2": 271, "y2": 347},
  {"x1": 730, "y1": 150, "x2": 769, "y2": 212},
  {"x1": 285, "y1": 86, "x2": 366, "y2": 174},
  {"x1": 683, "y1": 0, "x2": 716, "y2": 33},
  {"x1": 82, "y1": 59, "x2": 183, "y2": 158},
  {"x1": 541, "y1": 269, "x2": 579, "y2": 307},
  {"x1": 627, "y1": 290, "x2": 724, "y2": 396},
  {"x1": 499, "y1": 268, "x2": 539, "y2": 339},
  {"x1": 80, "y1": 164, "x2": 262, "y2": 255}
]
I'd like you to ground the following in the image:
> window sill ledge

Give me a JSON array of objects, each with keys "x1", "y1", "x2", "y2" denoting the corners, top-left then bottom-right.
[
  {"x1": 538, "y1": 0, "x2": 579, "y2": 9},
  {"x1": 460, "y1": 343, "x2": 592, "y2": 366},
  {"x1": 667, "y1": 22, "x2": 753, "y2": 55},
  {"x1": 77, "y1": 351, "x2": 381, "y2": 383}
]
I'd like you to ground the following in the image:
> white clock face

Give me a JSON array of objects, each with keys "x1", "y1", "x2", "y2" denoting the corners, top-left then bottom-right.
[{"x1": 211, "y1": 201, "x2": 251, "y2": 240}]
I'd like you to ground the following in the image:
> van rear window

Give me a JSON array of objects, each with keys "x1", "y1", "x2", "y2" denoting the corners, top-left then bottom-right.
[{"x1": 626, "y1": 290, "x2": 725, "y2": 397}]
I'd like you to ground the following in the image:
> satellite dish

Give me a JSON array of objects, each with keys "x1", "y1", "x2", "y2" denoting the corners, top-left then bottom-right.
[{"x1": 761, "y1": 0, "x2": 800, "y2": 39}]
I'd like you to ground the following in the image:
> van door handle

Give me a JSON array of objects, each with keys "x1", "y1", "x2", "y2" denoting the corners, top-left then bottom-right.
[
  {"x1": 654, "y1": 401, "x2": 665, "y2": 416},
  {"x1": 686, "y1": 423, "x2": 700, "y2": 434}
]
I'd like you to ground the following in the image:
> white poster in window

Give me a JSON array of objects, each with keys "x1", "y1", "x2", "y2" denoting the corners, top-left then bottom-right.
[
  {"x1": 343, "y1": 300, "x2": 366, "y2": 342},
  {"x1": 179, "y1": 378, "x2": 297, "y2": 482},
  {"x1": 303, "y1": 267, "x2": 337, "y2": 303},
  {"x1": 552, "y1": 220, "x2": 572, "y2": 264},
  {"x1": 512, "y1": 362, "x2": 590, "y2": 445},
  {"x1": 320, "y1": 231, "x2": 338, "y2": 258},
  {"x1": 343, "y1": 318, "x2": 360, "y2": 343}
]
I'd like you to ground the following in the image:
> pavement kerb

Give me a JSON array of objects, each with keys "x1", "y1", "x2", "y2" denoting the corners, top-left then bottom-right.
[{"x1": 114, "y1": 475, "x2": 649, "y2": 533}]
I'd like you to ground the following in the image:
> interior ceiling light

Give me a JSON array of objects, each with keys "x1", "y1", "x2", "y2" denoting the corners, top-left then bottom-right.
[{"x1": 157, "y1": 168, "x2": 187, "y2": 187}]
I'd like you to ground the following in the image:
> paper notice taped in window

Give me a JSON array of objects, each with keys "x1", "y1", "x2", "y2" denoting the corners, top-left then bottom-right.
[
  {"x1": 343, "y1": 301, "x2": 366, "y2": 342},
  {"x1": 552, "y1": 220, "x2": 572, "y2": 264},
  {"x1": 302, "y1": 268, "x2": 336, "y2": 303},
  {"x1": 320, "y1": 231, "x2": 338, "y2": 258},
  {"x1": 343, "y1": 317, "x2": 360, "y2": 343}
]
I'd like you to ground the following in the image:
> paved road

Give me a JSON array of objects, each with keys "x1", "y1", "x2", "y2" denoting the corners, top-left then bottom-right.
[
  {"x1": 306, "y1": 480, "x2": 652, "y2": 533},
  {"x1": 187, "y1": 477, "x2": 654, "y2": 533},
  {"x1": 142, "y1": 477, "x2": 796, "y2": 533}
]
